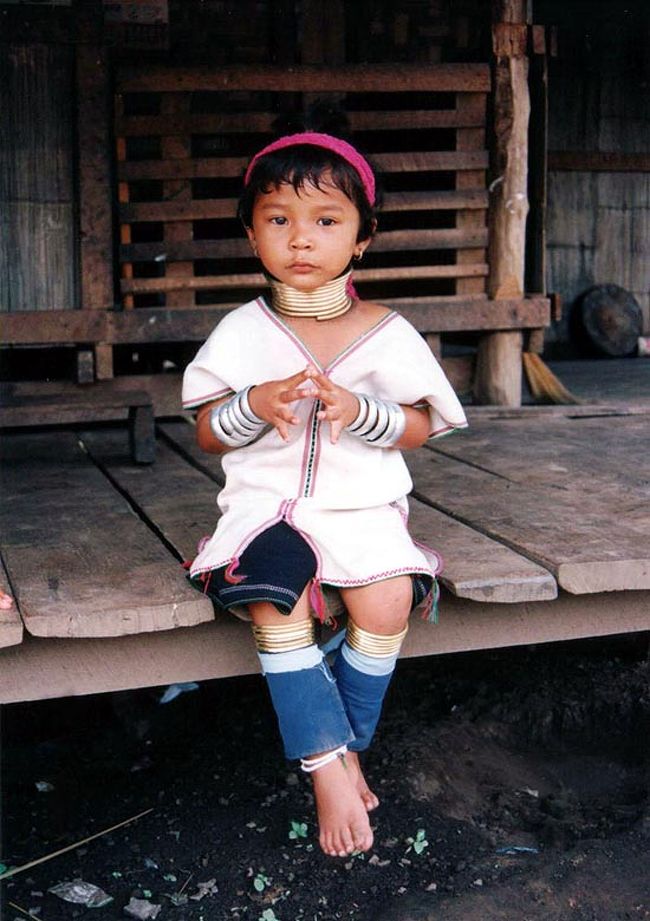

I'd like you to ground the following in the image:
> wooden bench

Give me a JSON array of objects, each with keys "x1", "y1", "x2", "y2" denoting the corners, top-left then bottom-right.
[
  {"x1": 1, "y1": 408, "x2": 649, "y2": 703},
  {"x1": 0, "y1": 385, "x2": 156, "y2": 464}
]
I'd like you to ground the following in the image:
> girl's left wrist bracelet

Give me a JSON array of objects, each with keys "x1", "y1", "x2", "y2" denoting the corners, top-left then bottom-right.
[
  {"x1": 210, "y1": 386, "x2": 267, "y2": 447},
  {"x1": 346, "y1": 393, "x2": 406, "y2": 447}
]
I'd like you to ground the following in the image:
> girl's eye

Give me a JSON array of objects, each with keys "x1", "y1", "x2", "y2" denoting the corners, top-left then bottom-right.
[
  {"x1": 318, "y1": 217, "x2": 336, "y2": 226},
  {"x1": 270, "y1": 216, "x2": 287, "y2": 225}
]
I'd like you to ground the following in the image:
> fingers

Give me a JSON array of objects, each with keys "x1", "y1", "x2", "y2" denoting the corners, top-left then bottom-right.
[
  {"x1": 282, "y1": 365, "x2": 318, "y2": 387},
  {"x1": 328, "y1": 418, "x2": 344, "y2": 445},
  {"x1": 280, "y1": 385, "x2": 318, "y2": 404},
  {"x1": 308, "y1": 369, "x2": 335, "y2": 390}
]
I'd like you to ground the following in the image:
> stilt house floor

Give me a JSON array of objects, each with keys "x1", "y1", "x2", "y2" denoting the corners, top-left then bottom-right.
[{"x1": 1, "y1": 361, "x2": 648, "y2": 704}]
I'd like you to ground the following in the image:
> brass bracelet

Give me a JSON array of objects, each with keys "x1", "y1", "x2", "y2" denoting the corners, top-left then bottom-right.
[
  {"x1": 252, "y1": 618, "x2": 315, "y2": 653},
  {"x1": 346, "y1": 619, "x2": 409, "y2": 658}
]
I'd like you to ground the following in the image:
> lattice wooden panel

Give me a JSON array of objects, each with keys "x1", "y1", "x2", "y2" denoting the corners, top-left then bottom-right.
[{"x1": 115, "y1": 64, "x2": 489, "y2": 324}]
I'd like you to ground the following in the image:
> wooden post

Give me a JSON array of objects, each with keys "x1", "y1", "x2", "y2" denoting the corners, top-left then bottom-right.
[
  {"x1": 75, "y1": 0, "x2": 115, "y2": 379},
  {"x1": 474, "y1": 0, "x2": 530, "y2": 406}
]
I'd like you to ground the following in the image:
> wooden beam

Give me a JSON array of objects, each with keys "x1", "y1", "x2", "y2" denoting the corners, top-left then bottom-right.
[
  {"x1": 119, "y1": 263, "x2": 489, "y2": 295},
  {"x1": 118, "y1": 229, "x2": 489, "y2": 267},
  {"x1": 117, "y1": 63, "x2": 491, "y2": 94},
  {"x1": 118, "y1": 150, "x2": 489, "y2": 182},
  {"x1": 548, "y1": 151, "x2": 650, "y2": 173},
  {"x1": 3, "y1": 376, "x2": 185, "y2": 420},
  {"x1": 475, "y1": 0, "x2": 531, "y2": 406},
  {"x1": 0, "y1": 297, "x2": 550, "y2": 344},
  {"x1": 119, "y1": 190, "x2": 489, "y2": 225},
  {"x1": 2, "y1": 588, "x2": 648, "y2": 703},
  {"x1": 115, "y1": 107, "x2": 488, "y2": 137},
  {"x1": 75, "y1": 0, "x2": 115, "y2": 378}
]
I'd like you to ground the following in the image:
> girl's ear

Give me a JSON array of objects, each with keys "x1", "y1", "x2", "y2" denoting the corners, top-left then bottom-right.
[{"x1": 354, "y1": 221, "x2": 376, "y2": 258}]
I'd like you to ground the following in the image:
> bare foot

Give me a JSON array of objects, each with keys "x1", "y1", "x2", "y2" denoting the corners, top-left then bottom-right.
[
  {"x1": 346, "y1": 751, "x2": 380, "y2": 811},
  {"x1": 311, "y1": 754, "x2": 373, "y2": 857}
]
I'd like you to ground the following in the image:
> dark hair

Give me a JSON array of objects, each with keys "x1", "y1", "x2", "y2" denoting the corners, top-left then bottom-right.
[{"x1": 238, "y1": 144, "x2": 378, "y2": 243}]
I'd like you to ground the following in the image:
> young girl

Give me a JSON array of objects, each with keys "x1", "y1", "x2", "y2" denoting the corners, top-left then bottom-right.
[{"x1": 182, "y1": 131, "x2": 467, "y2": 858}]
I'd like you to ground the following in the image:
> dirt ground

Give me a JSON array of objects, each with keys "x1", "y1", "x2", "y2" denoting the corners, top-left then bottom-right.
[{"x1": 1, "y1": 633, "x2": 649, "y2": 921}]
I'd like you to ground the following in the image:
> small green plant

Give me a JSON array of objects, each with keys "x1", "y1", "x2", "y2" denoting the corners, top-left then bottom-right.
[
  {"x1": 288, "y1": 820, "x2": 308, "y2": 840},
  {"x1": 259, "y1": 909, "x2": 279, "y2": 921},
  {"x1": 405, "y1": 828, "x2": 429, "y2": 855},
  {"x1": 253, "y1": 872, "x2": 270, "y2": 892}
]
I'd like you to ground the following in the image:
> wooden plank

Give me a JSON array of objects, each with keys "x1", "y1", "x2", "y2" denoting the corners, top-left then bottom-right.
[
  {"x1": 157, "y1": 420, "x2": 225, "y2": 480},
  {"x1": 4, "y1": 375, "x2": 185, "y2": 420},
  {"x1": 0, "y1": 431, "x2": 213, "y2": 638},
  {"x1": 466, "y1": 404, "x2": 650, "y2": 421},
  {"x1": 119, "y1": 150, "x2": 489, "y2": 182},
  {"x1": 0, "y1": 388, "x2": 152, "y2": 428},
  {"x1": 2, "y1": 588, "x2": 649, "y2": 703},
  {"x1": 117, "y1": 63, "x2": 491, "y2": 94},
  {"x1": 407, "y1": 446, "x2": 650, "y2": 595},
  {"x1": 0, "y1": 297, "x2": 551, "y2": 346},
  {"x1": 120, "y1": 229, "x2": 489, "y2": 267},
  {"x1": 115, "y1": 107, "x2": 488, "y2": 137},
  {"x1": 80, "y1": 427, "x2": 220, "y2": 562},
  {"x1": 428, "y1": 415, "x2": 650, "y2": 499},
  {"x1": 548, "y1": 151, "x2": 650, "y2": 173},
  {"x1": 119, "y1": 263, "x2": 489, "y2": 295},
  {"x1": 157, "y1": 421, "x2": 556, "y2": 604},
  {"x1": 392, "y1": 296, "x2": 550, "y2": 332},
  {"x1": 407, "y1": 498, "x2": 556, "y2": 602},
  {"x1": 0, "y1": 556, "x2": 23, "y2": 649},
  {"x1": 119, "y1": 190, "x2": 490, "y2": 225}
]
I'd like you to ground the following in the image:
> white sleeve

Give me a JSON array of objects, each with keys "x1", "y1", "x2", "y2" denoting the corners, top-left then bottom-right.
[
  {"x1": 372, "y1": 316, "x2": 468, "y2": 438},
  {"x1": 181, "y1": 310, "x2": 250, "y2": 410}
]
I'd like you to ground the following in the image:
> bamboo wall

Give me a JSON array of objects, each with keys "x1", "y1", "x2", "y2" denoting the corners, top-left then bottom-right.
[
  {"x1": 541, "y1": 1, "x2": 650, "y2": 345},
  {"x1": 0, "y1": 43, "x2": 77, "y2": 312}
]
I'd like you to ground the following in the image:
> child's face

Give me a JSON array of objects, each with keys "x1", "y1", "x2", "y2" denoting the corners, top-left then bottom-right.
[{"x1": 246, "y1": 175, "x2": 371, "y2": 293}]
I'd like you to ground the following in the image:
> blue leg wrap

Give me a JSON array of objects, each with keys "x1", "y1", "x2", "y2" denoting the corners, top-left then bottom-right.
[
  {"x1": 332, "y1": 643, "x2": 397, "y2": 752},
  {"x1": 261, "y1": 647, "x2": 355, "y2": 761}
]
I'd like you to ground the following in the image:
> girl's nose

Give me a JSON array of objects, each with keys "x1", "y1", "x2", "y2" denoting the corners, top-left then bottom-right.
[{"x1": 289, "y1": 227, "x2": 312, "y2": 249}]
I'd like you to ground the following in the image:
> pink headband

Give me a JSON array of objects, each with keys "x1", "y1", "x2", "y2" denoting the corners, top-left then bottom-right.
[{"x1": 244, "y1": 131, "x2": 376, "y2": 206}]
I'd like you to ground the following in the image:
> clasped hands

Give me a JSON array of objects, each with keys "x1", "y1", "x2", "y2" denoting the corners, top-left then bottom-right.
[{"x1": 247, "y1": 365, "x2": 358, "y2": 444}]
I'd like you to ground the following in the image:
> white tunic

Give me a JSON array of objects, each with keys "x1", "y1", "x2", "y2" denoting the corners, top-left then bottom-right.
[{"x1": 182, "y1": 297, "x2": 467, "y2": 593}]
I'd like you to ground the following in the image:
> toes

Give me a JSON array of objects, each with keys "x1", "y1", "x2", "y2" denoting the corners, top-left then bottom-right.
[
  {"x1": 353, "y1": 826, "x2": 374, "y2": 853},
  {"x1": 364, "y1": 792, "x2": 380, "y2": 812},
  {"x1": 320, "y1": 832, "x2": 335, "y2": 857},
  {"x1": 338, "y1": 829, "x2": 355, "y2": 857}
]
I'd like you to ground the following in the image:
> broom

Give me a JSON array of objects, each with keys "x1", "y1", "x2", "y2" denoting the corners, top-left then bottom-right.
[{"x1": 522, "y1": 352, "x2": 581, "y2": 405}]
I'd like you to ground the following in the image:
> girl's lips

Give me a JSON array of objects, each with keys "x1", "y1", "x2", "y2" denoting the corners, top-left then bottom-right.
[{"x1": 289, "y1": 262, "x2": 317, "y2": 270}]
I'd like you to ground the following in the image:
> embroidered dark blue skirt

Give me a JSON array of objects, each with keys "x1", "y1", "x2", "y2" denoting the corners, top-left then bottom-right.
[{"x1": 189, "y1": 521, "x2": 432, "y2": 616}]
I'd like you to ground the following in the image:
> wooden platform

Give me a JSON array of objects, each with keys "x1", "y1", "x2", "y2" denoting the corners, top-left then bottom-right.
[{"x1": 1, "y1": 409, "x2": 649, "y2": 703}]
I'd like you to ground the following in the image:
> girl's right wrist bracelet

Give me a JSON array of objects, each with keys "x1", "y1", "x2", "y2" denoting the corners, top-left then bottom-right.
[
  {"x1": 209, "y1": 386, "x2": 266, "y2": 447},
  {"x1": 346, "y1": 394, "x2": 406, "y2": 447}
]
